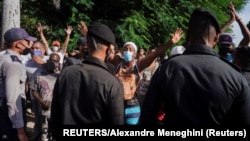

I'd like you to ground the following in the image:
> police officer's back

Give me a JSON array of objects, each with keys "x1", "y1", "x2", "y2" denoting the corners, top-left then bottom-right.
[
  {"x1": 0, "y1": 28, "x2": 37, "y2": 141},
  {"x1": 140, "y1": 8, "x2": 250, "y2": 127},
  {"x1": 50, "y1": 22, "x2": 124, "y2": 139}
]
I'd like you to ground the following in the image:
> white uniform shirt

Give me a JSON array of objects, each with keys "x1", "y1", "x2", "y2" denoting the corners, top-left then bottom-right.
[{"x1": 0, "y1": 49, "x2": 27, "y2": 128}]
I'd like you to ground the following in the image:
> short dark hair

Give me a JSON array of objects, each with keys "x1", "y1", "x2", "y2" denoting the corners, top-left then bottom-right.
[
  {"x1": 187, "y1": 8, "x2": 220, "y2": 43},
  {"x1": 189, "y1": 8, "x2": 220, "y2": 34},
  {"x1": 188, "y1": 17, "x2": 216, "y2": 39}
]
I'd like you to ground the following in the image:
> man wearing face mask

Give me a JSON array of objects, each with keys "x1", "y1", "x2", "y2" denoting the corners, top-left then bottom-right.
[
  {"x1": 112, "y1": 28, "x2": 183, "y2": 125},
  {"x1": 29, "y1": 53, "x2": 60, "y2": 141},
  {"x1": 24, "y1": 41, "x2": 50, "y2": 139},
  {"x1": 43, "y1": 25, "x2": 73, "y2": 70},
  {"x1": 0, "y1": 28, "x2": 37, "y2": 141},
  {"x1": 51, "y1": 41, "x2": 65, "y2": 66},
  {"x1": 50, "y1": 22, "x2": 124, "y2": 139},
  {"x1": 217, "y1": 33, "x2": 235, "y2": 62}
]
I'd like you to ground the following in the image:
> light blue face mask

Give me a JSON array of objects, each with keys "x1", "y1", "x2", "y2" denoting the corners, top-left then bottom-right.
[
  {"x1": 227, "y1": 53, "x2": 233, "y2": 62},
  {"x1": 123, "y1": 51, "x2": 133, "y2": 62},
  {"x1": 31, "y1": 50, "x2": 42, "y2": 56}
]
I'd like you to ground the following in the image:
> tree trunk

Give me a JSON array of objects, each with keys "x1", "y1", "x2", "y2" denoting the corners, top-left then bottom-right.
[{"x1": 1, "y1": 0, "x2": 20, "y2": 49}]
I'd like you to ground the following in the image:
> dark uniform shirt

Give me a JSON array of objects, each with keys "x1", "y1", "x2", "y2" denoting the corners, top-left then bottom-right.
[
  {"x1": 241, "y1": 66, "x2": 250, "y2": 87},
  {"x1": 50, "y1": 56, "x2": 124, "y2": 129},
  {"x1": 140, "y1": 45, "x2": 250, "y2": 127}
]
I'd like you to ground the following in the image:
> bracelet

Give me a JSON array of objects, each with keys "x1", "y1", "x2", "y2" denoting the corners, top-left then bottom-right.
[{"x1": 237, "y1": 18, "x2": 241, "y2": 21}]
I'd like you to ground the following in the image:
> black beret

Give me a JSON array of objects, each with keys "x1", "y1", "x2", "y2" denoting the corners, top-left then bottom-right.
[
  {"x1": 87, "y1": 22, "x2": 116, "y2": 45},
  {"x1": 190, "y1": 8, "x2": 221, "y2": 34}
]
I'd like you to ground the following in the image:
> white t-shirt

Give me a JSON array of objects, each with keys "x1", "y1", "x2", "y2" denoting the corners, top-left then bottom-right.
[{"x1": 33, "y1": 73, "x2": 58, "y2": 117}]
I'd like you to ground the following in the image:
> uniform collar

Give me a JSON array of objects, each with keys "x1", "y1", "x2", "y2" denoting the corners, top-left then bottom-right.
[
  {"x1": 83, "y1": 56, "x2": 109, "y2": 71},
  {"x1": 6, "y1": 49, "x2": 23, "y2": 60},
  {"x1": 183, "y1": 44, "x2": 219, "y2": 57}
]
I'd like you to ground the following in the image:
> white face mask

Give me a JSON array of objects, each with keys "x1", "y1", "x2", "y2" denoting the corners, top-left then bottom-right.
[{"x1": 52, "y1": 46, "x2": 59, "y2": 52}]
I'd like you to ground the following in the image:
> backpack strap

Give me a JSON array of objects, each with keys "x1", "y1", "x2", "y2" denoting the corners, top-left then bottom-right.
[
  {"x1": 116, "y1": 61, "x2": 142, "y2": 83},
  {"x1": 134, "y1": 63, "x2": 140, "y2": 77},
  {"x1": 133, "y1": 63, "x2": 142, "y2": 86}
]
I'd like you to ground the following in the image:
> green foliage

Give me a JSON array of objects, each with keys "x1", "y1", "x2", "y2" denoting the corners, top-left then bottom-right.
[{"x1": 2, "y1": 0, "x2": 248, "y2": 51}]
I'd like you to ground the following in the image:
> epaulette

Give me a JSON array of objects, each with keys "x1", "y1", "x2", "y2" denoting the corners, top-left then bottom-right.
[{"x1": 10, "y1": 55, "x2": 22, "y2": 63}]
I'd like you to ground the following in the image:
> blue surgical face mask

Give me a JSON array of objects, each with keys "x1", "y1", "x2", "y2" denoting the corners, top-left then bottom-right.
[
  {"x1": 227, "y1": 53, "x2": 233, "y2": 62},
  {"x1": 123, "y1": 51, "x2": 133, "y2": 62},
  {"x1": 31, "y1": 50, "x2": 42, "y2": 56}
]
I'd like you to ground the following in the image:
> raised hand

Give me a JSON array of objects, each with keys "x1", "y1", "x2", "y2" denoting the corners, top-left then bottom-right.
[
  {"x1": 37, "y1": 23, "x2": 43, "y2": 33},
  {"x1": 229, "y1": 2, "x2": 240, "y2": 21},
  {"x1": 65, "y1": 25, "x2": 73, "y2": 35},
  {"x1": 170, "y1": 28, "x2": 183, "y2": 44},
  {"x1": 32, "y1": 55, "x2": 45, "y2": 65},
  {"x1": 78, "y1": 21, "x2": 88, "y2": 36}
]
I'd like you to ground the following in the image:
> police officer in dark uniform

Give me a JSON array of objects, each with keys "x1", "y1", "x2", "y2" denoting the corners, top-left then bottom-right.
[
  {"x1": 0, "y1": 28, "x2": 37, "y2": 141},
  {"x1": 50, "y1": 22, "x2": 124, "y2": 139},
  {"x1": 140, "y1": 8, "x2": 250, "y2": 127}
]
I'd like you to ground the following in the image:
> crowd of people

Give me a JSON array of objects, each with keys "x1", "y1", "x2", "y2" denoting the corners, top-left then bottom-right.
[{"x1": 1, "y1": 1, "x2": 250, "y2": 141}]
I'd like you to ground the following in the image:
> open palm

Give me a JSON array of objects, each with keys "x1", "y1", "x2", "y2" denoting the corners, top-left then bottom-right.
[{"x1": 171, "y1": 28, "x2": 183, "y2": 44}]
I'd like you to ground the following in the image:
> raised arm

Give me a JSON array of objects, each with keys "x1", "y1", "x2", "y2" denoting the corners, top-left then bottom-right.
[
  {"x1": 229, "y1": 2, "x2": 250, "y2": 46},
  {"x1": 78, "y1": 21, "x2": 88, "y2": 37},
  {"x1": 220, "y1": 4, "x2": 235, "y2": 34},
  {"x1": 61, "y1": 25, "x2": 73, "y2": 54},
  {"x1": 138, "y1": 28, "x2": 183, "y2": 72},
  {"x1": 37, "y1": 23, "x2": 52, "y2": 55}
]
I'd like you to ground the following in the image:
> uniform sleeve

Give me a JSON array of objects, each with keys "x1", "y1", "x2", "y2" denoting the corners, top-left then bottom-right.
[
  {"x1": 108, "y1": 79, "x2": 125, "y2": 125},
  {"x1": 233, "y1": 77, "x2": 250, "y2": 125},
  {"x1": 50, "y1": 77, "x2": 62, "y2": 139},
  {"x1": 5, "y1": 62, "x2": 25, "y2": 128}
]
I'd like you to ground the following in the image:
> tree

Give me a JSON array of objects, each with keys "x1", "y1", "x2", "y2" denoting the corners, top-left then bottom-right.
[
  {"x1": 1, "y1": 0, "x2": 249, "y2": 51},
  {"x1": 1, "y1": 0, "x2": 21, "y2": 48}
]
